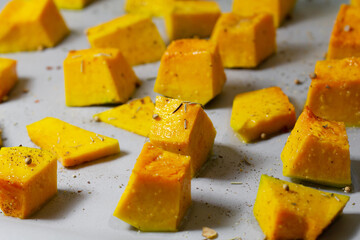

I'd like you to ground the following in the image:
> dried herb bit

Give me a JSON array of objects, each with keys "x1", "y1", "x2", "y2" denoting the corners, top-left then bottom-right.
[
  {"x1": 309, "y1": 73, "x2": 317, "y2": 79},
  {"x1": 184, "y1": 103, "x2": 187, "y2": 113},
  {"x1": 202, "y1": 227, "x2": 218, "y2": 239},
  {"x1": 152, "y1": 114, "x2": 159, "y2": 119},
  {"x1": 322, "y1": 124, "x2": 328, "y2": 129},
  {"x1": 283, "y1": 184, "x2": 289, "y2": 191},
  {"x1": 344, "y1": 186, "x2": 352, "y2": 193},
  {"x1": 25, "y1": 157, "x2": 32, "y2": 165},
  {"x1": 184, "y1": 119, "x2": 188, "y2": 129},
  {"x1": 172, "y1": 103, "x2": 183, "y2": 114},
  {"x1": 291, "y1": 202, "x2": 297, "y2": 206},
  {"x1": 325, "y1": 85, "x2": 331, "y2": 89},
  {"x1": 231, "y1": 182, "x2": 243, "y2": 185}
]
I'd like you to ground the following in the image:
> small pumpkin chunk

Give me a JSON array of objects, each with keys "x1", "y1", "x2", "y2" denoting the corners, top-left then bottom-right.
[
  {"x1": 0, "y1": 0, "x2": 69, "y2": 53},
  {"x1": 211, "y1": 12, "x2": 276, "y2": 68},
  {"x1": 27, "y1": 117, "x2": 120, "y2": 167},
  {"x1": 351, "y1": 0, "x2": 360, "y2": 6},
  {"x1": 0, "y1": 147, "x2": 57, "y2": 219},
  {"x1": 254, "y1": 175, "x2": 350, "y2": 240},
  {"x1": 149, "y1": 96, "x2": 216, "y2": 176},
  {"x1": 282, "y1": 107, "x2": 351, "y2": 187},
  {"x1": 165, "y1": 1, "x2": 221, "y2": 41},
  {"x1": 327, "y1": 4, "x2": 360, "y2": 59},
  {"x1": 154, "y1": 39, "x2": 226, "y2": 105},
  {"x1": 86, "y1": 14, "x2": 166, "y2": 66},
  {"x1": 230, "y1": 87, "x2": 296, "y2": 143},
  {"x1": 232, "y1": 0, "x2": 297, "y2": 28},
  {"x1": 305, "y1": 57, "x2": 360, "y2": 126},
  {"x1": 64, "y1": 48, "x2": 138, "y2": 107},
  {"x1": 93, "y1": 96, "x2": 154, "y2": 137},
  {"x1": 0, "y1": 58, "x2": 17, "y2": 102},
  {"x1": 114, "y1": 142, "x2": 191, "y2": 232},
  {"x1": 54, "y1": 0, "x2": 94, "y2": 9}
]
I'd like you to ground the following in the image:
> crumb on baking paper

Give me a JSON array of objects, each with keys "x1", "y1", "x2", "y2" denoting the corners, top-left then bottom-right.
[{"x1": 202, "y1": 227, "x2": 218, "y2": 239}]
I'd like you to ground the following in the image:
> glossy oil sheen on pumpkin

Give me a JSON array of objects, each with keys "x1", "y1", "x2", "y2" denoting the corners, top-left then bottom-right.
[
  {"x1": 26, "y1": 117, "x2": 120, "y2": 167},
  {"x1": 0, "y1": 58, "x2": 17, "y2": 101},
  {"x1": 281, "y1": 107, "x2": 351, "y2": 187},
  {"x1": 93, "y1": 96, "x2": 154, "y2": 137},
  {"x1": 254, "y1": 175, "x2": 349, "y2": 240},
  {"x1": 230, "y1": 86, "x2": 296, "y2": 143},
  {"x1": 149, "y1": 96, "x2": 216, "y2": 177},
  {"x1": 305, "y1": 57, "x2": 360, "y2": 126},
  {"x1": 0, "y1": 0, "x2": 69, "y2": 53},
  {"x1": 64, "y1": 48, "x2": 138, "y2": 106},
  {"x1": 114, "y1": 142, "x2": 191, "y2": 231},
  {"x1": 0, "y1": 147, "x2": 57, "y2": 219}
]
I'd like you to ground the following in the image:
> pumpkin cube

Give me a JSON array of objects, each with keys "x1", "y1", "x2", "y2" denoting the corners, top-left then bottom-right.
[
  {"x1": 0, "y1": 58, "x2": 17, "y2": 102},
  {"x1": 211, "y1": 12, "x2": 276, "y2": 68},
  {"x1": 0, "y1": 147, "x2": 57, "y2": 219},
  {"x1": 86, "y1": 14, "x2": 166, "y2": 66},
  {"x1": 149, "y1": 96, "x2": 216, "y2": 176},
  {"x1": 327, "y1": 4, "x2": 360, "y2": 59},
  {"x1": 165, "y1": 1, "x2": 221, "y2": 41},
  {"x1": 230, "y1": 87, "x2": 296, "y2": 143},
  {"x1": 351, "y1": 0, "x2": 360, "y2": 6},
  {"x1": 232, "y1": 0, "x2": 297, "y2": 28},
  {"x1": 93, "y1": 96, "x2": 154, "y2": 137},
  {"x1": 305, "y1": 57, "x2": 360, "y2": 126},
  {"x1": 64, "y1": 48, "x2": 138, "y2": 107},
  {"x1": 114, "y1": 142, "x2": 191, "y2": 231},
  {"x1": 254, "y1": 175, "x2": 349, "y2": 240},
  {"x1": 281, "y1": 107, "x2": 351, "y2": 187},
  {"x1": 154, "y1": 39, "x2": 226, "y2": 105},
  {"x1": 0, "y1": 0, "x2": 69, "y2": 53},
  {"x1": 27, "y1": 117, "x2": 120, "y2": 167},
  {"x1": 54, "y1": 0, "x2": 94, "y2": 9}
]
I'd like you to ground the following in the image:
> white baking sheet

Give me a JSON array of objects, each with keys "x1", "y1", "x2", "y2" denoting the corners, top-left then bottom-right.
[{"x1": 0, "y1": 0, "x2": 359, "y2": 239}]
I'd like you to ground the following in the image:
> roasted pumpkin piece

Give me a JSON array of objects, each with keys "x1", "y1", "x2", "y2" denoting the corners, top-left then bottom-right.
[
  {"x1": 114, "y1": 142, "x2": 191, "y2": 231},
  {"x1": 54, "y1": 0, "x2": 94, "y2": 9},
  {"x1": 165, "y1": 1, "x2": 221, "y2": 41},
  {"x1": 149, "y1": 96, "x2": 216, "y2": 177},
  {"x1": 0, "y1": 0, "x2": 69, "y2": 53},
  {"x1": 26, "y1": 117, "x2": 120, "y2": 167},
  {"x1": 305, "y1": 57, "x2": 360, "y2": 126},
  {"x1": 211, "y1": 12, "x2": 276, "y2": 68},
  {"x1": 351, "y1": 0, "x2": 360, "y2": 6},
  {"x1": 154, "y1": 39, "x2": 226, "y2": 105},
  {"x1": 232, "y1": 0, "x2": 297, "y2": 28},
  {"x1": 281, "y1": 107, "x2": 351, "y2": 187},
  {"x1": 0, "y1": 58, "x2": 17, "y2": 102},
  {"x1": 64, "y1": 48, "x2": 138, "y2": 107},
  {"x1": 230, "y1": 87, "x2": 296, "y2": 143},
  {"x1": 0, "y1": 147, "x2": 57, "y2": 219},
  {"x1": 86, "y1": 14, "x2": 166, "y2": 66},
  {"x1": 93, "y1": 96, "x2": 154, "y2": 137},
  {"x1": 327, "y1": 4, "x2": 360, "y2": 59},
  {"x1": 254, "y1": 175, "x2": 350, "y2": 240}
]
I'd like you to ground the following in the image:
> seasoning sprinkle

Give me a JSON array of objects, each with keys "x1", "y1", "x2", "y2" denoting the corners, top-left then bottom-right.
[
  {"x1": 334, "y1": 196, "x2": 340, "y2": 202},
  {"x1": 90, "y1": 136, "x2": 94, "y2": 142},
  {"x1": 344, "y1": 25, "x2": 351, "y2": 32},
  {"x1": 260, "y1": 133, "x2": 267, "y2": 139},
  {"x1": 73, "y1": 175, "x2": 77, "y2": 178},
  {"x1": 184, "y1": 119, "x2": 187, "y2": 129},
  {"x1": 97, "y1": 135, "x2": 104, "y2": 141},
  {"x1": 294, "y1": 79, "x2": 301, "y2": 85},
  {"x1": 136, "y1": 106, "x2": 142, "y2": 113},
  {"x1": 322, "y1": 124, "x2": 328, "y2": 129},
  {"x1": 152, "y1": 114, "x2": 159, "y2": 119},
  {"x1": 184, "y1": 103, "x2": 187, "y2": 113},
  {"x1": 57, "y1": 137, "x2": 61, "y2": 144},
  {"x1": 231, "y1": 182, "x2": 243, "y2": 185},
  {"x1": 25, "y1": 157, "x2": 32, "y2": 165},
  {"x1": 93, "y1": 116, "x2": 100, "y2": 122},
  {"x1": 94, "y1": 53, "x2": 112, "y2": 57},
  {"x1": 80, "y1": 60, "x2": 84, "y2": 73},
  {"x1": 283, "y1": 184, "x2": 289, "y2": 191},
  {"x1": 344, "y1": 186, "x2": 351, "y2": 193},
  {"x1": 321, "y1": 193, "x2": 329, "y2": 197},
  {"x1": 309, "y1": 73, "x2": 317, "y2": 79},
  {"x1": 172, "y1": 103, "x2": 183, "y2": 114}
]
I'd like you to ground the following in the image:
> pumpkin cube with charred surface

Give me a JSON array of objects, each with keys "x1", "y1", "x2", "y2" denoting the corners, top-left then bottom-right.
[
  {"x1": 93, "y1": 96, "x2": 154, "y2": 137},
  {"x1": 232, "y1": 0, "x2": 297, "y2": 28},
  {"x1": 254, "y1": 175, "x2": 349, "y2": 240},
  {"x1": 211, "y1": 12, "x2": 276, "y2": 68},
  {"x1": 0, "y1": 0, "x2": 69, "y2": 53},
  {"x1": 86, "y1": 14, "x2": 166, "y2": 66},
  {"x1": 27, "y1": 117, "x2": 120, "y2": 167},
  {"x1": 305, "y1": 57, "x2": 360, "y2": 126},
  {"x1": 149, "y1": 96, "x2": 216, "y2": 177},
  {"x1": 64, "y1": 48, "x2": 138, "y2": 107},
  {"x1": 0, "y1": 58, "x2": 17, "y2": 102},
  {"x1": 54, "y1": 0, "x2": 94, "y2": 9},
  {"x1": 0, "y1": 147, "x2": 57, "y2": 219},
  {"x1": 165, "y1": 1, "x2": 221, "y2": 41},
  {"x1": 154, "y1": 39, "x2": 226, "y2": 105},
  {"x1": 230, "y1": 87, "x2": 296, "y2": 143},
  {"x1": 114, "y1": 142, "x2": 191, "y2": 231},
  {"x1": 327, "y1": 4, "x2": 360, "y2": 59},
  {"x1": 281, "y1": 107, "x2": 351, "y2": 187}
]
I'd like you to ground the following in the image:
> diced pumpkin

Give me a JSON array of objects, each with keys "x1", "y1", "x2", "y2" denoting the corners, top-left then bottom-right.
[
  {"x1": 93, "y1": 96, "x2": 154, "y2": 137},
  {"x1": 27, "y1": 117, "x2": 120, "y2": 167},
  {"x1": 114, "y1": 142, "x2": 191, "y2": 231},
  {"x1": 0, "y1": 147, "x2": 57, "y2": 219},
  {"x1": 0, "y1": 58, "x2": 17, "y2": 102},
  {"x1": 254, "y1": 175, "x2": 350, "y2": 240}
]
